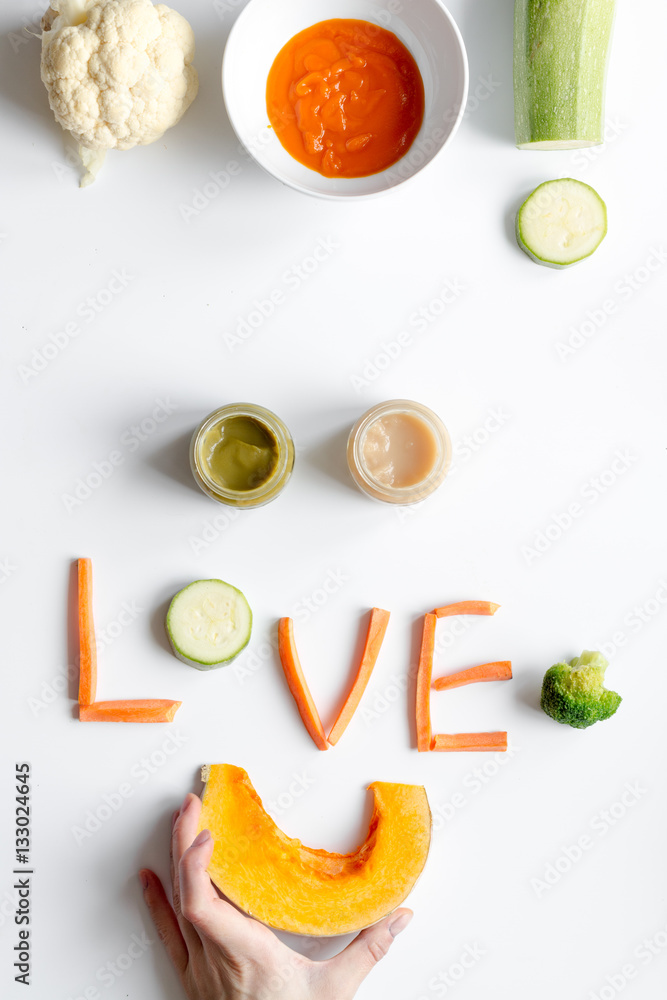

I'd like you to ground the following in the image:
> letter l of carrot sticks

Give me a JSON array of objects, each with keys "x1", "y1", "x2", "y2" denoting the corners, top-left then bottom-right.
[{"x1": 77, "y1": 557, "x2": 181, "y2": 722}]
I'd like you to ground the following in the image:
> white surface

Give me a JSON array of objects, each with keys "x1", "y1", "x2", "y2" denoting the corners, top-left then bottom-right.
[
  {"x1": 223, "y1": 0, "x2": 468, "y2": 197},
  {"x1": 2, "y1": 1, "x2": 667, "y2": 999}
]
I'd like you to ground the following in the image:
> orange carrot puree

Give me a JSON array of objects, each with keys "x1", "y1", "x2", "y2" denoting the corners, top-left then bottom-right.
[{"x1": 266, "y1": 19, "x2": 425, "y2": 178}]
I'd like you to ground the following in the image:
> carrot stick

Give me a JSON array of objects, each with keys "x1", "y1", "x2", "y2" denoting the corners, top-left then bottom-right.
[
  {"x1": 328, "y1": 608, "x2": 390, "y2": 746},
  {"x1": 77, "y1": 558, "x2": 98, "y2": 706},
  {"x1": 278, "y1": 618, "x2": 329, "y2": 751},
  {"x1": 416, "y1": 613, "x2": 436, "y2": 752},
  {"x1": 433, "y1": 660, "x2": 512, "y2": 691},
  {"x1": 79, "y1": 700, "x2": 181, "y2": 723},
  {"x1": 433, "y1": 600, "x2": 500, "y2": 618},
  {"x1": 431, "y1": 732, "x2": 508, "y2": 752}
]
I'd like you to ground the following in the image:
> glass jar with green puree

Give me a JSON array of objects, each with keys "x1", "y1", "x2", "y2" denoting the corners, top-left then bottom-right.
[{"x1": 190, "y1": 404, "x2": 294, "y2": 508}]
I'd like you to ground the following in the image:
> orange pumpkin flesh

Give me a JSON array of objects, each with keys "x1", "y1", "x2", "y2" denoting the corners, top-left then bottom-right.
[{"x1": 199, "y1": 763, "x2": 431, "y2": 936}]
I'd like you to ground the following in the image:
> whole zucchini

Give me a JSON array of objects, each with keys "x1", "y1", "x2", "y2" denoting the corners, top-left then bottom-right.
[{"x1": 514, "y1": 0, "x2": 616, "y2": 149}]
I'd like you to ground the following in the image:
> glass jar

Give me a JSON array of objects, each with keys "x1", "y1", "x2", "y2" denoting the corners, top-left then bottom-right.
[
  {"x1": 190, "y1": 403, "x2": 295, "y2": 508},
  {"x1": 347, "y1": 399, "x2": 451, "y2": 504}
]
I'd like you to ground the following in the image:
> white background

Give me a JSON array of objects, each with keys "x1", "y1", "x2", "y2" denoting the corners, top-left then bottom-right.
[{"x1": 2, "y1": 1, "x2": 667, "y2": 999}]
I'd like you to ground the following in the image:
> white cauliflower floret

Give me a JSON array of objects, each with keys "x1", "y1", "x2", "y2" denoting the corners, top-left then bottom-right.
[{"x1": 41, "y1": 0, "x2": 198, "y2": 184}]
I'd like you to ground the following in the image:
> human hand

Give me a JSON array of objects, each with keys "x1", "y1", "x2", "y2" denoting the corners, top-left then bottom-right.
[{"x1": 140, "y1": 792, "x2": 413, "y2": 1000}]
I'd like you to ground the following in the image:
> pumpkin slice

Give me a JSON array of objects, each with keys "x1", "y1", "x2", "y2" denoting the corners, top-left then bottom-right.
[{"x1": 198, "y1": 763, "x2": 431, "y2": 937}]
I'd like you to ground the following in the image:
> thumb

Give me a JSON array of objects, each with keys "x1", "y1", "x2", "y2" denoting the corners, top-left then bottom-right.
[{"x1": 323, "y1": 909, "x2": 413, "y2": 996}]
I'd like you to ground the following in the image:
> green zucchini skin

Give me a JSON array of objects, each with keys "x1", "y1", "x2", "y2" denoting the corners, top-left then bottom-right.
[{"x1": 514, "y1": 0, "x2": 616, "y2": 149}]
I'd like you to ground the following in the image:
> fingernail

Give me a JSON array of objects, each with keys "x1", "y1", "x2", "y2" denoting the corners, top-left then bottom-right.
[
  {"x1": 389, "y1": 912, "x2": 413, "y2": 937},
  {"x1": 139, "y1": 870, "x2": 150, "y2": 890},
  {"x1": 192, "y1": 829, "x2": 211, "y2": 848},
  {"x1": 171, "y1": 809, "x2": 180, "y2": 829}
]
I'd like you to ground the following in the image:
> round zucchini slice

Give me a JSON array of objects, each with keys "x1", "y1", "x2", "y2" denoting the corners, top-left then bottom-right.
[
  {"x1": 166, "y1": 579, "x2": 252, "y2": 669},
  {"x1": 516, "y1": 178, "x2": 607, "y2": 268}
]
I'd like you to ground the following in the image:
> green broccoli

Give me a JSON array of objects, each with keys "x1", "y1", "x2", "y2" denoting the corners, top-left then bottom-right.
[{"x1": 540, "y1": 650, "x2": 622, "y2": 729}]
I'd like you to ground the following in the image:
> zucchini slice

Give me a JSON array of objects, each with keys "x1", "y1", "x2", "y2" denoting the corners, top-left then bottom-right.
[
  {"x1": 166, "y1": 579, "x2": 252, "y2": 669},
  {"x1": 515, "y1": 178, "x2": 607, "y2": 268}
]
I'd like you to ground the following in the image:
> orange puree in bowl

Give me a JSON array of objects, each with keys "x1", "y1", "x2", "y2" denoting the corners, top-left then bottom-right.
[{"x1": 266, "y1": 19, "x2": 425, "y2": 178}]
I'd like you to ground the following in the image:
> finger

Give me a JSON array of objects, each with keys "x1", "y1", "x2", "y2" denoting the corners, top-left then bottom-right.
[
  {"x1": 170, "y1": 796, "x2": 191, "y2": 916},
  {"x1": 140, "y1": 868, "x2": 189, "y2": 980},
  {"x1": 171, "y1": 794, "x2": 208, "y2": 952},
  {"x1": 178, "y1": 827, "x2": 261, "y2": 952},
  {"x1": 179, "y1": 828, "x2": 226, "y2": 931},
  {"x1": 323, "y1": 909, "x2": 413, "y2": 995},
  {"x1": 172, "y1": 793, "x2": 203, "y2": 903}
]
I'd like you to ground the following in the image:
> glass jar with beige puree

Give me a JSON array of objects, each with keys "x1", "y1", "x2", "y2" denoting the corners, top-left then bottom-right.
[{"x1": 347, "y1": 400, "x2": 451, "y2": 504}]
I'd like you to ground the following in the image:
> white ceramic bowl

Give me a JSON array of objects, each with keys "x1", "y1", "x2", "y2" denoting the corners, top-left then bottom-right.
[{"x1": 222, "y1": 0, "x2": 468, "y2": 199}]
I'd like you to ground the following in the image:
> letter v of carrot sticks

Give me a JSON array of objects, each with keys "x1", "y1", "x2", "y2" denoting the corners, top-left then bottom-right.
[{"x1": 277, "y1": 609, "x2": 390, "y2": 751}]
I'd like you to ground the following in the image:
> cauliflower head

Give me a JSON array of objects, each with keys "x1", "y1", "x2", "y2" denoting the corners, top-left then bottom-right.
[
  {"x1": 540, "y1": 650, "x2": 622, "y2": 729},
  {"x1": 41, "y1": 0, "x2": 198, "y2": 183}
]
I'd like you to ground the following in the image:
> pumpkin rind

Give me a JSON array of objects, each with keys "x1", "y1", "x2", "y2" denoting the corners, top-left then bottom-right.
[{"x1": 198, "y1": 763, "x2": 431, "y2": 936}]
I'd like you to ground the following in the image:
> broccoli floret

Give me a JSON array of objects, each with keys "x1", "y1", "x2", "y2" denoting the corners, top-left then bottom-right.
[{"x1": 540, "y1": 650, "x2": 622, "y2": 729}]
